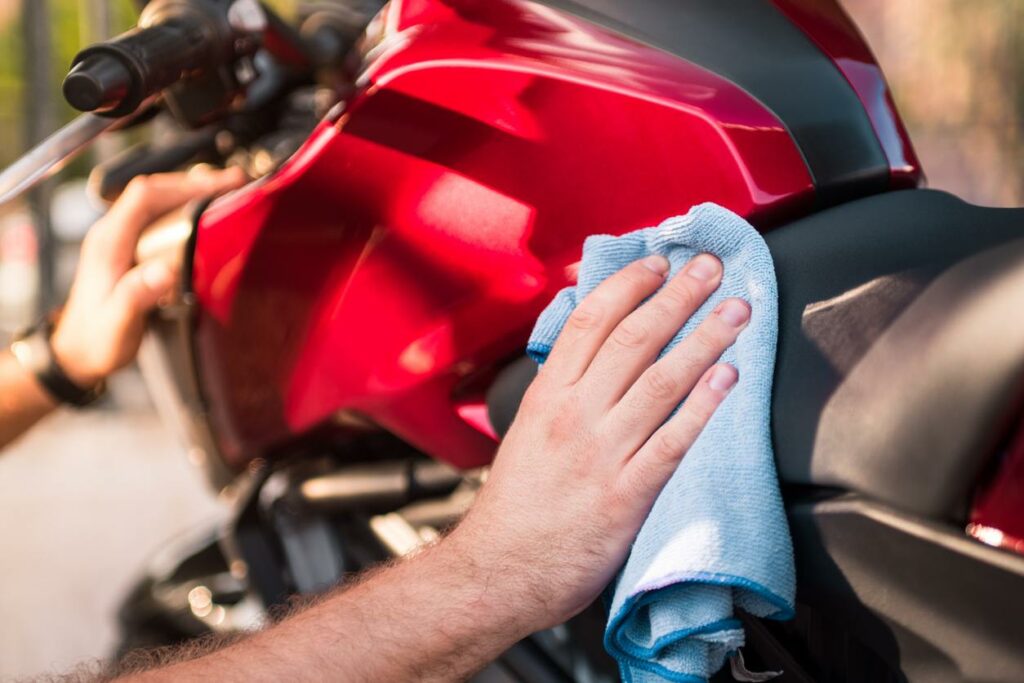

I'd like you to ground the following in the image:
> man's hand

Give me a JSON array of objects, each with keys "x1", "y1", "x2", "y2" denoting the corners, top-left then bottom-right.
[
  {"x1": 0, "y1": 168, "x2": 245, "y2": 451},
  {"x1": 450, "y1": 252, "x2": 749, "y2": 633},
  {"x1": 100, "y1": 253, "x2": 749, "y2": 683},
  {"x1": 50, "y1": 168, "x2": 246, "y2": 387}
]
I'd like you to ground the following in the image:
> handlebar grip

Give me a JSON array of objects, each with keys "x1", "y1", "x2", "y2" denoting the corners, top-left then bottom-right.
[
  {"x1": 63, "y1": 56, "x2": 133, "y2": 113},
  {"x1": 63, "y1": 15, "x2": 219, "y2": 117}
]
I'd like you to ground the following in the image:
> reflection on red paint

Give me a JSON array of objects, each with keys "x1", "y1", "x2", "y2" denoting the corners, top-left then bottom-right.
[
  {"x1": 970, "y1": 419, "x2": 1024, "y2": 555},
  {"x1": 456, "y1": 401, "x2": 499, "y2": 441},
  {"x1": 191, "y1": 0, "x2": 911, "y2": 472}
]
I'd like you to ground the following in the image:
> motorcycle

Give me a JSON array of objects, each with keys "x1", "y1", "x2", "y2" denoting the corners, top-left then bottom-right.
[{"x1": 3, "y1": 0, "x2": 1023, "y2": 680}]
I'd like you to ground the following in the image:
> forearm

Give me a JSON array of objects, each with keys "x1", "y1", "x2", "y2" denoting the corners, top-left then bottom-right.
[
  {"x1": 0, "y1": 350, "x2": 57, "y2": 450},
  {"x1": 128, "y1": 533, "x2": 535, "y2": 683},
  {"x1": 53, "y1": 250, "x2": 735, "y2": 683}
]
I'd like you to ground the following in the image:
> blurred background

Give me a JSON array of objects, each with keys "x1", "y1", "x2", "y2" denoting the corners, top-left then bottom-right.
[{"x1": 0, "y1": 0, "x2": 1020, "y2": 679}]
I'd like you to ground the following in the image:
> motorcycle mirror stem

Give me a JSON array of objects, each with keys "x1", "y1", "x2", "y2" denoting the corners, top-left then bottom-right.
[{"x1": 0, "y1": 113, "x2": 130, "y2": 209}]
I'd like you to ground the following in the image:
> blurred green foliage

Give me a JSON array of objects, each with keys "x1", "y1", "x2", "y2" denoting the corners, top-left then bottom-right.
[{"x1": 0, "y1": 0, "x2": 138, "y2": 167}]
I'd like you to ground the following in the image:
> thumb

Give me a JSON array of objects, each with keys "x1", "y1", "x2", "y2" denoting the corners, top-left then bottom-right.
[{"x1": 108, "y1": 260, "x2": 176, "y2": 330}]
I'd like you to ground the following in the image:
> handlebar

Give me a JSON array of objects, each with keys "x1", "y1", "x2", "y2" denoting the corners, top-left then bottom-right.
[
  {"x1": 62, "y1": 0, "x2": 363, "y2": 127},
  {"x1": 62, "y1": 0, "x2": 261, "y2": 120},
  {"x1": 0, "y1": 0, "x2": 362, "y2": 207},
  {"x1": 64, "y1": 20, "x2": 211, "y2": 117}
]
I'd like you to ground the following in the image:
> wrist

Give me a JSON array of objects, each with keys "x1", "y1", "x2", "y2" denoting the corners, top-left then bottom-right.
[
  {"x1": 9, "y1": 318, "x2": 107, "y2": 408},
  {"x1": 440, "y1": 521, "x2": 551, "y2": 639},
  {"x1": 49, "y1": 324, "x2": 104, "y2": 389},
  {"x1": 3, "y1": 348, "x2": 59, "y2": 409}
]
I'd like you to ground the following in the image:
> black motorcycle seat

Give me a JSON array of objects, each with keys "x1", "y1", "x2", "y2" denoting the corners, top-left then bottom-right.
[
  {"x1": 488, "y1": 190, "x2": 1024, "y2": 522},
  {"x1": 769, "y1": 189, "x2": 1024, "y2": 521}
]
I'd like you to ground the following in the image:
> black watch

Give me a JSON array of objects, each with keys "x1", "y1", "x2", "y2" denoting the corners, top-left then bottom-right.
[{"x1": 10, "y1": 319, "x2": 106, "y2": 408}]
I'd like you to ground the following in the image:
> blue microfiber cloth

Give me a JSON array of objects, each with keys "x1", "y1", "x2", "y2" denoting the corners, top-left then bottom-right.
[{"x1": 527, "y1": 203, "x2": 795, "y2": 683}]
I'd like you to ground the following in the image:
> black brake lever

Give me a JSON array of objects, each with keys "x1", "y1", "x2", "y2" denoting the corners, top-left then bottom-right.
[{"x1": 89, "y1": 127, "x2": 221, "y2": 202}]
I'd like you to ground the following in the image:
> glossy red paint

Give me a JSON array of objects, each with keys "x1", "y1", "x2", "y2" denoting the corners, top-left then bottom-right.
[
  {"x1": 770, "y1": 0, "x2": 923, "y2": 188},
  {"x1": 192, "y1": 0, "x2": 820, "y2": 469},
  {"x1": 969, "y1": 420, "x2": 1024, "y2": 555}
]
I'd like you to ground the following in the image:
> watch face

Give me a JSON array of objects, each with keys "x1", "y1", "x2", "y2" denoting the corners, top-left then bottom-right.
[
  {"x1": 10, "y1": 331, "x2": 50, "y2": 375},
  {"x1": 9, "y1": 326, "x2": 103, "y2": 407}
]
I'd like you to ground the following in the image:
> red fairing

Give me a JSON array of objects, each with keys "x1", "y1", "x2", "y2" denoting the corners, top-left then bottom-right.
[
  {"x1": 969, "y1": 420, "x2": 1024, "y2": 555},
  {"x1": 192, "y1": 0, "x2": 818, "y2": 469},
  {"x1": 770, "y1": 0, "x2": 923, "y2": 187}
]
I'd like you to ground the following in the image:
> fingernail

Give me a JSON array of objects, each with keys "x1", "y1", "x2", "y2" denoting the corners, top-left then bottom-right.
[
  {"x1": 187, "y1": 164, "x2": 215, "y2": 178},
  {"x1": 717, "y1": 299, "x2": 750, "y2": 327},
  {"x1": 708, "y1": 365, "x2": 738, "y2": 392},
  {"x1": 142, "y1": 261, "x2": 174, "y2": 291},
  {"x1": 687, "y1": 254, "x2": 720, "y2": 281},
  {"x1": 641, "y1": 255, "x2": 669, "y2": 275}
]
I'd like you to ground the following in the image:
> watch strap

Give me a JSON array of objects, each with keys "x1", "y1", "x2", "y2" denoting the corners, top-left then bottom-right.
[{"x1": 10, "y1": 321, "x2": 106, "y2": 408}]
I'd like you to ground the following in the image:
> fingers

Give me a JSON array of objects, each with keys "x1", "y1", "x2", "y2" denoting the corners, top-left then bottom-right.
[
  {"x1": 541, "y1": 255, "x2": 669, "y2": 385},
  {"x1": 107, "y1": 167, "x2": 247, "y2": 228},
  {"x1": 105, "y1": 260, "x2": 176, "y2": 338},
  {"x1": 578, "y1": 254, "x2": 722, "y2": 407},
  {"x1": 604, "y1": 296, "x2": 750, "y2": 450},
  {"x1": 86, "y1": 168, "x2": 247, "y2": 268},
  {"x1": 617, "y1": 363, "x2": 737, "y2": 504}
]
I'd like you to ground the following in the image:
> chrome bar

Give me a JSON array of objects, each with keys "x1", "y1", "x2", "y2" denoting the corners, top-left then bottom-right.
[{"x1": 0, "y1": 113, "x2": 125, "y2": 207}]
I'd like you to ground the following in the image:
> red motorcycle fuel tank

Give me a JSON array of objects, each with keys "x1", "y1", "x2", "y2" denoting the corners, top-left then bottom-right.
[{"x1": 191, "y1": 0, "x2": 919, "y2": 470}]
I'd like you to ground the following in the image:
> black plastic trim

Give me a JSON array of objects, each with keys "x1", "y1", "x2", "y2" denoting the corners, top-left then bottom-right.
[
  {"x1": 781, "y1": 495, "x2": 1024, "y2": 682},
  {"x1": 766, "y1": 189, "x2": 1024, "y2": 520}
]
